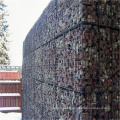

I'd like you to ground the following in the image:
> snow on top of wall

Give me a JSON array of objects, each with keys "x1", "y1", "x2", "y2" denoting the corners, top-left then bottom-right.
[
  {"x1": 0, "y1": 80, "x2": 20, "y2": 83},
  {"x1": 0, "y1": 93, "x2": 21, "y2": 96},
  {"x1": 0, "y1": 107, "x2": 21, "y2": 111}
]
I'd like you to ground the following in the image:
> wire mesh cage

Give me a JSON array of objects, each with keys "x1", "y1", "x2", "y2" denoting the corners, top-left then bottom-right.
[{"x1": 22, "y1": 0, "x2": 120, "y2": 119}]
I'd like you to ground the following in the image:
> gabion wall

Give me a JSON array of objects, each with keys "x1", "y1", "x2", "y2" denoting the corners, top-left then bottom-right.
[{"x1": 22, "y1": 0, "x2": 120, "y2": 119}]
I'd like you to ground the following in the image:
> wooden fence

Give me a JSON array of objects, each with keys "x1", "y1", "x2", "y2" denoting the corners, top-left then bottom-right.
[{"x1": 0, "y1": 79, "x2": 22, "y2": 112}]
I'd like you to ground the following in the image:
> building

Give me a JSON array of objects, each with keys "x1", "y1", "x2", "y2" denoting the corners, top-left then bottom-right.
[{"x1": 0, "y1": 66, "x2": 22, "y2": 112}]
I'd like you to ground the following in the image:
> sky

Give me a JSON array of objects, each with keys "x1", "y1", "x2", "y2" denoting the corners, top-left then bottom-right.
[{"x1": 4, "y1": 0, "x2": 51, "y2": 66}]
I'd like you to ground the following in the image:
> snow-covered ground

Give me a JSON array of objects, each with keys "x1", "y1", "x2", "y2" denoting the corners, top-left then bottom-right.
[{"x1": 0, "y1": 112, "x2": 22, "y2": 120}]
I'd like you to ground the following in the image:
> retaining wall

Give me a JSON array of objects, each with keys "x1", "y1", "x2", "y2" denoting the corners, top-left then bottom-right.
[{"x1": 22, "y1": 0, "x2": 120, "y2": 119}]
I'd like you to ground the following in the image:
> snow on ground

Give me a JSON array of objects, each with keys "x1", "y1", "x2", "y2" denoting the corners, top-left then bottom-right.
[{"x1": 0, "y1": 112, "x2": 22, "y2": 120}]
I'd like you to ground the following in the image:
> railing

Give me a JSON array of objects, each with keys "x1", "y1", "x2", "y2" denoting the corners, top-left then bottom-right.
[{"x1": 0, "y1": 79, "x2": 22, "y2": 112}]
